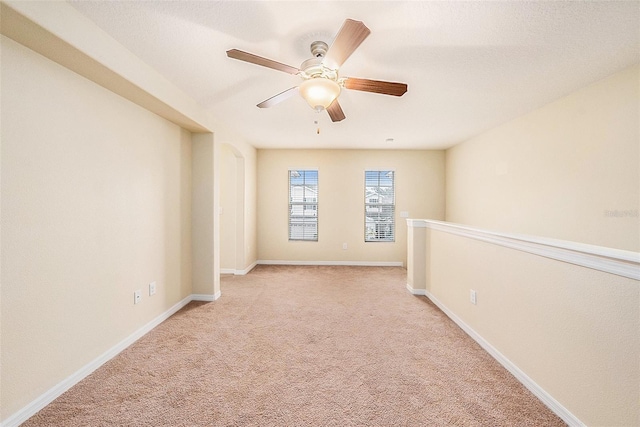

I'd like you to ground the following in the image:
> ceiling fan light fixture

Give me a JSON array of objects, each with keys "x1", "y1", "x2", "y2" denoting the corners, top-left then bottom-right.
[{"x1": 299, "y1": 78, "x2": 341, "y2": 112}]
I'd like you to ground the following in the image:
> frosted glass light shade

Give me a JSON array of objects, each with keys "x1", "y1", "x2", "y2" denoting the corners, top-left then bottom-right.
[{"x1": 299, "y1": 78, "x2": 341, "y2": 112}]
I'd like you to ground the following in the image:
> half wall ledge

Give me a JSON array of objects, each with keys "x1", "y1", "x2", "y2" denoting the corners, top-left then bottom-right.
[{"x1": 406, "y1": 219, "x2": 640, "y2": 281}]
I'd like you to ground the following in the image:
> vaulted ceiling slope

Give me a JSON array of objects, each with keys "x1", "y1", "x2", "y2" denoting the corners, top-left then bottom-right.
[{"x1": 69, "y1": 1, "x2": 639, "y2": 150}]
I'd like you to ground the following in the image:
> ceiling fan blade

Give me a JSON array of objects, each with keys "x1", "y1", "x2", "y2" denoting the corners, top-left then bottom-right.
[
  {"x1": 344, "y1": 77, "x2": 408, "y2": 97},
  {"x1": 326, "y1": 99, "x2": 346, "y2": 122},
  {"x1": 257, "y1": 87, "x2": 299, "y2": 108},
  {"x1": 323, "y1": 19, "x2": 371, "y2": 70},
  {"x1": 227, "y1": 49, "x2": 300, "y2": 75}
]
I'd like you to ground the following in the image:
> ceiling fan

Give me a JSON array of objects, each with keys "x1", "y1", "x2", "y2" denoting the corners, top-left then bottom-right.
[{"x1": 226, "y1": 19, "x2": 408, "y2": 122}]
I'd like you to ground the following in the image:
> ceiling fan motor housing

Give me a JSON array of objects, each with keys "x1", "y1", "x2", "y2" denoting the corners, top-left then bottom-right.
[
  {"x1": 301, "y1": 42, "x2": 338, "y2": 81},
  {"x1": 310, "y1": 41, "x2": 328, "y2": 58}
]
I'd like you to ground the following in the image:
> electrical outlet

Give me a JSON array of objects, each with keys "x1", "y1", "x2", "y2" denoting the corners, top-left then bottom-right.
[
  {"x1": 134, "y1": 290, "x2": 142, "y2": 305},
  {"x1": 470, "y1": 290, "x2": 477, "y2": 305},
  {"x1": 149, "y1": 281, "x2": 157, "y2": 296},
  {"x1": 342, "y1": 243, "x2": 348, "y2": 250}
]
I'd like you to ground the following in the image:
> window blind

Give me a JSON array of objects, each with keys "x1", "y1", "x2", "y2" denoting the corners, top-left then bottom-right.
[
  {"x1": 289, "y1": 170, "x2": 318, "y2": 241},
  {"x1": 365, "y1": 170, "x2": 395, "y2": 242}
]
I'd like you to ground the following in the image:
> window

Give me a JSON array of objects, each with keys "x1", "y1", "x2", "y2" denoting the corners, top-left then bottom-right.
[
  {"x1": 365, "y1": 170, "x2": 395, "y2": 242},
  {"x1": 289, "y1": 170, "x2": 318, "y2": 241}
]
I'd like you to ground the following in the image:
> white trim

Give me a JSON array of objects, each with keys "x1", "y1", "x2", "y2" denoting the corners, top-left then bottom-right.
[
  {"x1": 191, "y1": 291, "x2": 221, "y2": 302},
  {"x1": 406, "y1": 283, "x2": 426, "y2": 295},
  {"x1": 423, "y1": 290, "x2": 585, "y2": 427},
  {"x1": 0, "y1": 293, "x2": 221, "y2": 427},
  {"x1": 406, "y1": 219, "x2": 428, "y2": 228},
  {"x1": 236, "y1": 261, "x2": 257, "y2": 276},
  {"x1": 413, "y1": 219, "x2": 640, "y2": 281},
  {"x1": 243, "y1": 261, "x2": 258, "y2": 275},
  {"x1": 220, "y1": 262, "x2": 256, "y2": 275},
  {"x1": 257, "y1": 260, "x2": 404, "y2": 267}
]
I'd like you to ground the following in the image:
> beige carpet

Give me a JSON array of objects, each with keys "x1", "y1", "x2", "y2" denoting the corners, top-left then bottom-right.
[{"x1": 24, "y1": 265, "x2": 565, "y2": 426}]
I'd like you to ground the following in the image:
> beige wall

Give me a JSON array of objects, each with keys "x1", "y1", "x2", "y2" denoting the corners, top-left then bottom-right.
[
  {"x1": 257, "y1": 149, "x2": 445, "y2": 265},
  {"x1": 244, "y1": 145, "x2": 258, "y2": 269},
  {"x1": 1, "y1": 36, "x2": 193, "y2": 418},
  {"x1": 220, "y1": 144, "x2": 238, "y2": 271},
  {"x1": 214, "y1": 119, "x2": 258, "y2": 274},
  {"x1": 191, "y1": 133, "x2": 216, "y2": 296},
  {"x1": 426, "y1": 228, "x2": 639, "y2": 426},
  {"x1": 433, "y1": 64, "x2": 640, "y2": 425},
  {"x1": 446, "y1": 64, "x2": 640, "y2": 251}
]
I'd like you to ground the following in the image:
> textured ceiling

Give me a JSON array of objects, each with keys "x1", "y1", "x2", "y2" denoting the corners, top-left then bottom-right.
[{"x1": 69, "y1": 1, "x2": 639, "y2": 150}]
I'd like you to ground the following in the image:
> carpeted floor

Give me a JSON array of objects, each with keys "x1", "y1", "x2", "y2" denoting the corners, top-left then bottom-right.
[{"x1": 23, "y1": 265, "x2": 565, "y2": 426}]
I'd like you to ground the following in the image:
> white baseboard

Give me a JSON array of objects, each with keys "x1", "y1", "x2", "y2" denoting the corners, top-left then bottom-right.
[
  {"x1": 423, "y1": 290, "x2": 585, "y2": 427},
  {"x1": 191, "y1": 291, "x2": 221, "y2": 302},
  {"x1": 406, "y1": 283, "x2": 427, "y2": 295},
  {"x1": 0, "y1": 293, "x2": 216, "y2": 427},
  {"x1": 257, "y1": 260, "x2": 404, "y2": 267},
  {"x1": 220, "y1": 262, "x2": 257, "y2": 276},
  {"x1": 237, "y1": 261, "x2": 257, "y2": 275}
]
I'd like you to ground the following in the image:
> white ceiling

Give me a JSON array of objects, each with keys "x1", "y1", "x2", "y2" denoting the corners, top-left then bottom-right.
[{"x1": 68, "y1": 1, "x2": 639, "y2": 150}]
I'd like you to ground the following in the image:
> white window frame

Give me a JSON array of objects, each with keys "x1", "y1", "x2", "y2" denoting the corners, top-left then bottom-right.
[
  {"x1": 365, "y1": 170, "x2": 395, "y2": 242},
  {"x1": 288, "y1": 169, "x2": 318, "y2": 241}
]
